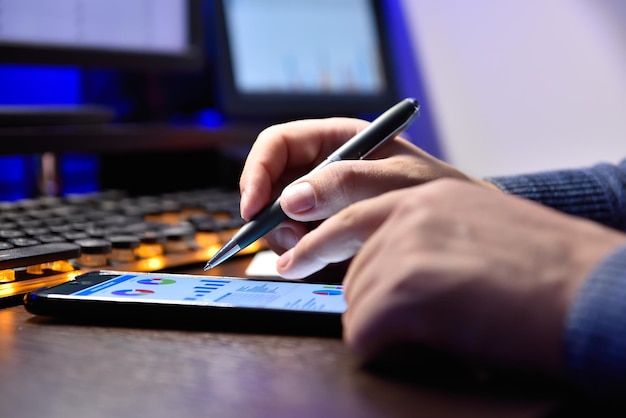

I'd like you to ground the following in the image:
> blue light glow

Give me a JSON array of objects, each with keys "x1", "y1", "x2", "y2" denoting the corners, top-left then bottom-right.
[
  {"x1": 0, "y1": 65, "x2": 81, "y2": 105},
  {"x1": 0, "y1": 65, "x2": 99, "y2": 199}
]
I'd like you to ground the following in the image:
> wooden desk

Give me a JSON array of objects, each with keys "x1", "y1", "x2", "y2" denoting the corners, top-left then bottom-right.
[{"x1": 0, "y1": 258, "x2": 615, "y2": 417}]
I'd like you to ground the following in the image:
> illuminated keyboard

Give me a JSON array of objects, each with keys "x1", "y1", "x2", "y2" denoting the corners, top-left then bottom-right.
[{"x1": 0, "y1": 189, "x2": 264, "y2": 299}]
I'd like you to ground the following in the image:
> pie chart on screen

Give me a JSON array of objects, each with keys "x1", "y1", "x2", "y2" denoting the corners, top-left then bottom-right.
[
  {"x1": 112, "y1": 289, "x2": 154, "y2": 296},
  {"x1": 313, "y1": 289, "x2": 342, "y2": 296},
  {"x1": 137, "y1": 278, "x2": 176, "y2": 285}
]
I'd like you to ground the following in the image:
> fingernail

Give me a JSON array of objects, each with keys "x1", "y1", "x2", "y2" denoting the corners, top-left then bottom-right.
[
  {"x1": 239, "y1": 190, "x2": 248, "y2": 219},
  {"x1": 273, "y1": 226, "x2": 298, "y2": 249},
  {"x1": 282, "y1": 182, "x2": 315, "y2": 214}
]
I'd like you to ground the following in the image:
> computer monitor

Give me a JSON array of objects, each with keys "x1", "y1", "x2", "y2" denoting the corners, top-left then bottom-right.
[
  {"x1": 0, "y1": 0, "x2": 203, "y2": 70},
  {"x1": 212, "y1": 0, "x2": 399, "y2": 119}
]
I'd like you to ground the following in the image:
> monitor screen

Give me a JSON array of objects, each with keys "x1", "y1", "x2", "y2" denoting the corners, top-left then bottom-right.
[
  {"x1": 0, "y1": 0, "x2": 202, "y2": 70},
  {"x1": 213, "y1": 0, "x2": 398, "y2": 119}
]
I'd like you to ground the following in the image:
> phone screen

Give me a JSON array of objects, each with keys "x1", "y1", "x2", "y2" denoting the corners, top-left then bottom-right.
[{"x1": 49, "y1": 271, "x2": 346, "y2": 314}]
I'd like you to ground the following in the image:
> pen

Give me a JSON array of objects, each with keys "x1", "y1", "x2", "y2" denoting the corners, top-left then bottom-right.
[{"x1": 204, "y1": 97, "x2": 420, "y2": 270}]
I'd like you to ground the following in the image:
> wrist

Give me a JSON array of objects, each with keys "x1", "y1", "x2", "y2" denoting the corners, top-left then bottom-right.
[{"x1": 474, "y1": 178, "x2": 502, "y2": 191}]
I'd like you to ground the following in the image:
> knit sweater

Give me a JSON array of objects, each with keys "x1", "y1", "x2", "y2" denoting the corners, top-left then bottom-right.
[{"x1": 488, "y1": 160, "x2": 626, "y2": 401}]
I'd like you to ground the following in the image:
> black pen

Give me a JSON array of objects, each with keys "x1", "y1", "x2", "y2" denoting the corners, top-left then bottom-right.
[{"x1": 204, "y1": 97, "x2": 420, "y2": 270}]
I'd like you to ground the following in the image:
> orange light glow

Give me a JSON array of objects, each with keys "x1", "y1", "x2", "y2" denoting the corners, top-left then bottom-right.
[
  {"x1": 136, "y1": 244, "x2": 164, "y2": 259},
  {"x1": 0, "y1": 270, "x2": 16, "y2": 283},
  {"x1": 136, "y1": 257, "x2": 167, "y2": 271},
  {"x1": 26, "y1": 265, "x2": 44, "y2": 275},
  {"x1": 48, "y1": 260, "x2": 75, "y2": 273}
]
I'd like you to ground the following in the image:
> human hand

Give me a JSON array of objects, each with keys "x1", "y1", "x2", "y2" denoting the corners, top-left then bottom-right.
[
  {"x1": 239, "y1": 118, "x2": 489, "y2": 256},
  {"x1": 328, "y1": 179, "x2": 624, "y2": 376}
]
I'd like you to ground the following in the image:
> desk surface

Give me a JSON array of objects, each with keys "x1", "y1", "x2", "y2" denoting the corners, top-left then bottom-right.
[{"x1": 0, "y1": 258, "x2": 615, "y2": 418}]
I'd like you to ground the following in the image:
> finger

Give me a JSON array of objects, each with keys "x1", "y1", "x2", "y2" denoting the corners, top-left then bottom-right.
[
  {"x1": 342, "y1": 284, "x2": 411, "y2": 361},
  {"x1": 280, "y1": 156, "x2": 423, "y2": 222},
  {"x1": 340, "y1": 210, "x2": 431, "y2": 361},
  {"x1": 239, "y1": 118, "x2": 369, "y2": 220},
  {"x1": 263, "y1": 220, "x2": 311, "y2": 255},
  {"x1": 276, "y1": 190, "x2": 406, "y2": 279}
]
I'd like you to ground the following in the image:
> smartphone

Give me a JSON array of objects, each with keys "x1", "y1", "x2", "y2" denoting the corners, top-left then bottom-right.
[{"x1": 24, "y1": 270, "x2": 346, "y2": 336}]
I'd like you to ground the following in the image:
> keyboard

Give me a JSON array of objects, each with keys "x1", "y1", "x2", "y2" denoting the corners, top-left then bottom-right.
[{"x1": 0, "y1": 189, "x2": 265, "y2": 299}]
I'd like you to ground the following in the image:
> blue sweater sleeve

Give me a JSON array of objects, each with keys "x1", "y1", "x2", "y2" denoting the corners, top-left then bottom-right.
[
  {"x1": 564, "y1": 244, "x2": 626, "y2": 401},
  {"x1": 487, "y1": 160, "x2": 626, "y2": 400},
  {"x1": 486, "y1": 159, "x2": 626, "y2": 231}
]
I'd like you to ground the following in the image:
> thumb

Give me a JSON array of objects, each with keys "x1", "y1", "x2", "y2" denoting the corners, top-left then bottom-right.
[{"x1": 280, "y1": 160, "x2": 393, "y2": 222}]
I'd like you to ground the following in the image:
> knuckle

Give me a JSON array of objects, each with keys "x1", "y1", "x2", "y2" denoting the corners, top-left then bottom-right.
[
  {"x1": 309, "y1": 163, "x2": 360, "y2": 212},
  {"x1": 323, "y1": 163, "x2": 361, "y2": 205},
  {"x1": 256, "y1": 123, "x2": 285, "y2": 142},
  {"x1": 390, "y1": 190, "x2": 443, "y2": 230},
  {"x1": 323, "y1": 162, "x2": 357, "y2": 186},
  {"x1": 334, "y1": 206, "x2": 360, "y2": 231}
]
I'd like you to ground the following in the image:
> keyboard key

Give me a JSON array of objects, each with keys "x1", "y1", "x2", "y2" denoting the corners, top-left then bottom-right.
[
  {"x1": 0, "y1": 242, "x2": 81, "y2": 269},
  {"x1": 0, "y1": 230, "x2": 25, "y2": 239},
  {"x1": 0, "y1": 188, "x2": 266, "y2": 299},
  {"x1": 74, "y1": 239, "x2": 112, "y2": 268},
  {"x1": 8, "y1": 237, "x2": 40, "y2": 247}
]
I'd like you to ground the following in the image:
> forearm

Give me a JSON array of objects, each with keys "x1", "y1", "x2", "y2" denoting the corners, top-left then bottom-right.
[{"x1": 487, "y1": 160, "x2": 626, "y2": 231}]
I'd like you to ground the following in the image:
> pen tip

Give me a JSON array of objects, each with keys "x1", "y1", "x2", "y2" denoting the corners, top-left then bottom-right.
[{"x1": 203, "y1": 262, "x2": 212, "y2": 271}]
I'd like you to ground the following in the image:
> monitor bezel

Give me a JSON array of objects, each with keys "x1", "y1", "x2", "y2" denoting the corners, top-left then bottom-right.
[
  {"x1": 0, "y1": 0, "x2": 203, "y2": 71},
  {"x1": 212, "y1": 0, "x2": 399, "y2": 119}
]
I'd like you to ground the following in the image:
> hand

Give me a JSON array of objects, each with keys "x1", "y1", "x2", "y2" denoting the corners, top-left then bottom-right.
[
  {"x1": 239, "y1": 118, "x2": 490, "y2": 256},
  {"x1": 279, "y1": 179, "x2": 626, "y2": 375}
]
